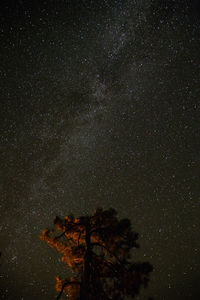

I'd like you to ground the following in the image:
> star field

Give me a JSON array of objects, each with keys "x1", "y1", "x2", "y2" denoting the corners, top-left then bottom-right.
[{"x1": 0, "y1": 1, "x2": 200, "y2": 299}]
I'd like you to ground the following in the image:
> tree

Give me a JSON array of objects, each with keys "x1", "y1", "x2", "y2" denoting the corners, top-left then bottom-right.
[{"x1": 40, "y1": 208, "x2": 153, "y2": 300}]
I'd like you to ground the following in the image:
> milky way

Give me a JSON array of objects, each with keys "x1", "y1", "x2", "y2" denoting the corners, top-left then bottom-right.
[{"x1": 1, "y1": 1, "x2": 200, "y2": 299}]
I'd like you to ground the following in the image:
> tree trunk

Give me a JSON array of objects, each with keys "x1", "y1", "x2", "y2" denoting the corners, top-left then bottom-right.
[{"x1": 80, "y1": 221, "x2": 91, "y2": 300}]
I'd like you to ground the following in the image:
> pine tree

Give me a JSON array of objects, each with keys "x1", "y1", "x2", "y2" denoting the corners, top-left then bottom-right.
[{"x1": 40, "y1": 208, "x2": 153, "y2": 300}]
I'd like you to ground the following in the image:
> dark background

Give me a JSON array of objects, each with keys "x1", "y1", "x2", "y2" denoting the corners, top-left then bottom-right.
[{"x1": 0, "y1": 0, "x2": 200, "y2": 299}]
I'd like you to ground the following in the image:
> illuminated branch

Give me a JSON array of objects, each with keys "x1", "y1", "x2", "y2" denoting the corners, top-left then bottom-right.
[{"x1": 56, "y1": 280, "x2": 80, "y2": 300}]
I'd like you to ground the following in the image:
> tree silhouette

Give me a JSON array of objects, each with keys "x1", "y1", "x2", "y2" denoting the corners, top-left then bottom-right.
[{"x1": 40, "y1": 208, "x2": 153, "y2": 300}]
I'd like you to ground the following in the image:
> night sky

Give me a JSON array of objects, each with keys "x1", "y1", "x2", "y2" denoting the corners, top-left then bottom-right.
[{"x1": 1, "y1": 0, "x2": 200, "y2": 299}]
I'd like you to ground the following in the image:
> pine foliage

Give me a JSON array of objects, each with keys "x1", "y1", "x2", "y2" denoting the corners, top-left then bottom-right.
[{"x1": 40, "y1": 208, "x2": 153, "y2": 300}]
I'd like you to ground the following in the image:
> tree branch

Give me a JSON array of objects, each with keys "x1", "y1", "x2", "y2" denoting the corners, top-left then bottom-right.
[
  {"x1": 54, "y1": 223, "x2": 82, "y2": 241},
  {"x1": 56, "y1": 280, "x2": 80, "y2": 300},
  {"x1": 91, "y1": 242, "x2": 124, "y2": 267}
]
